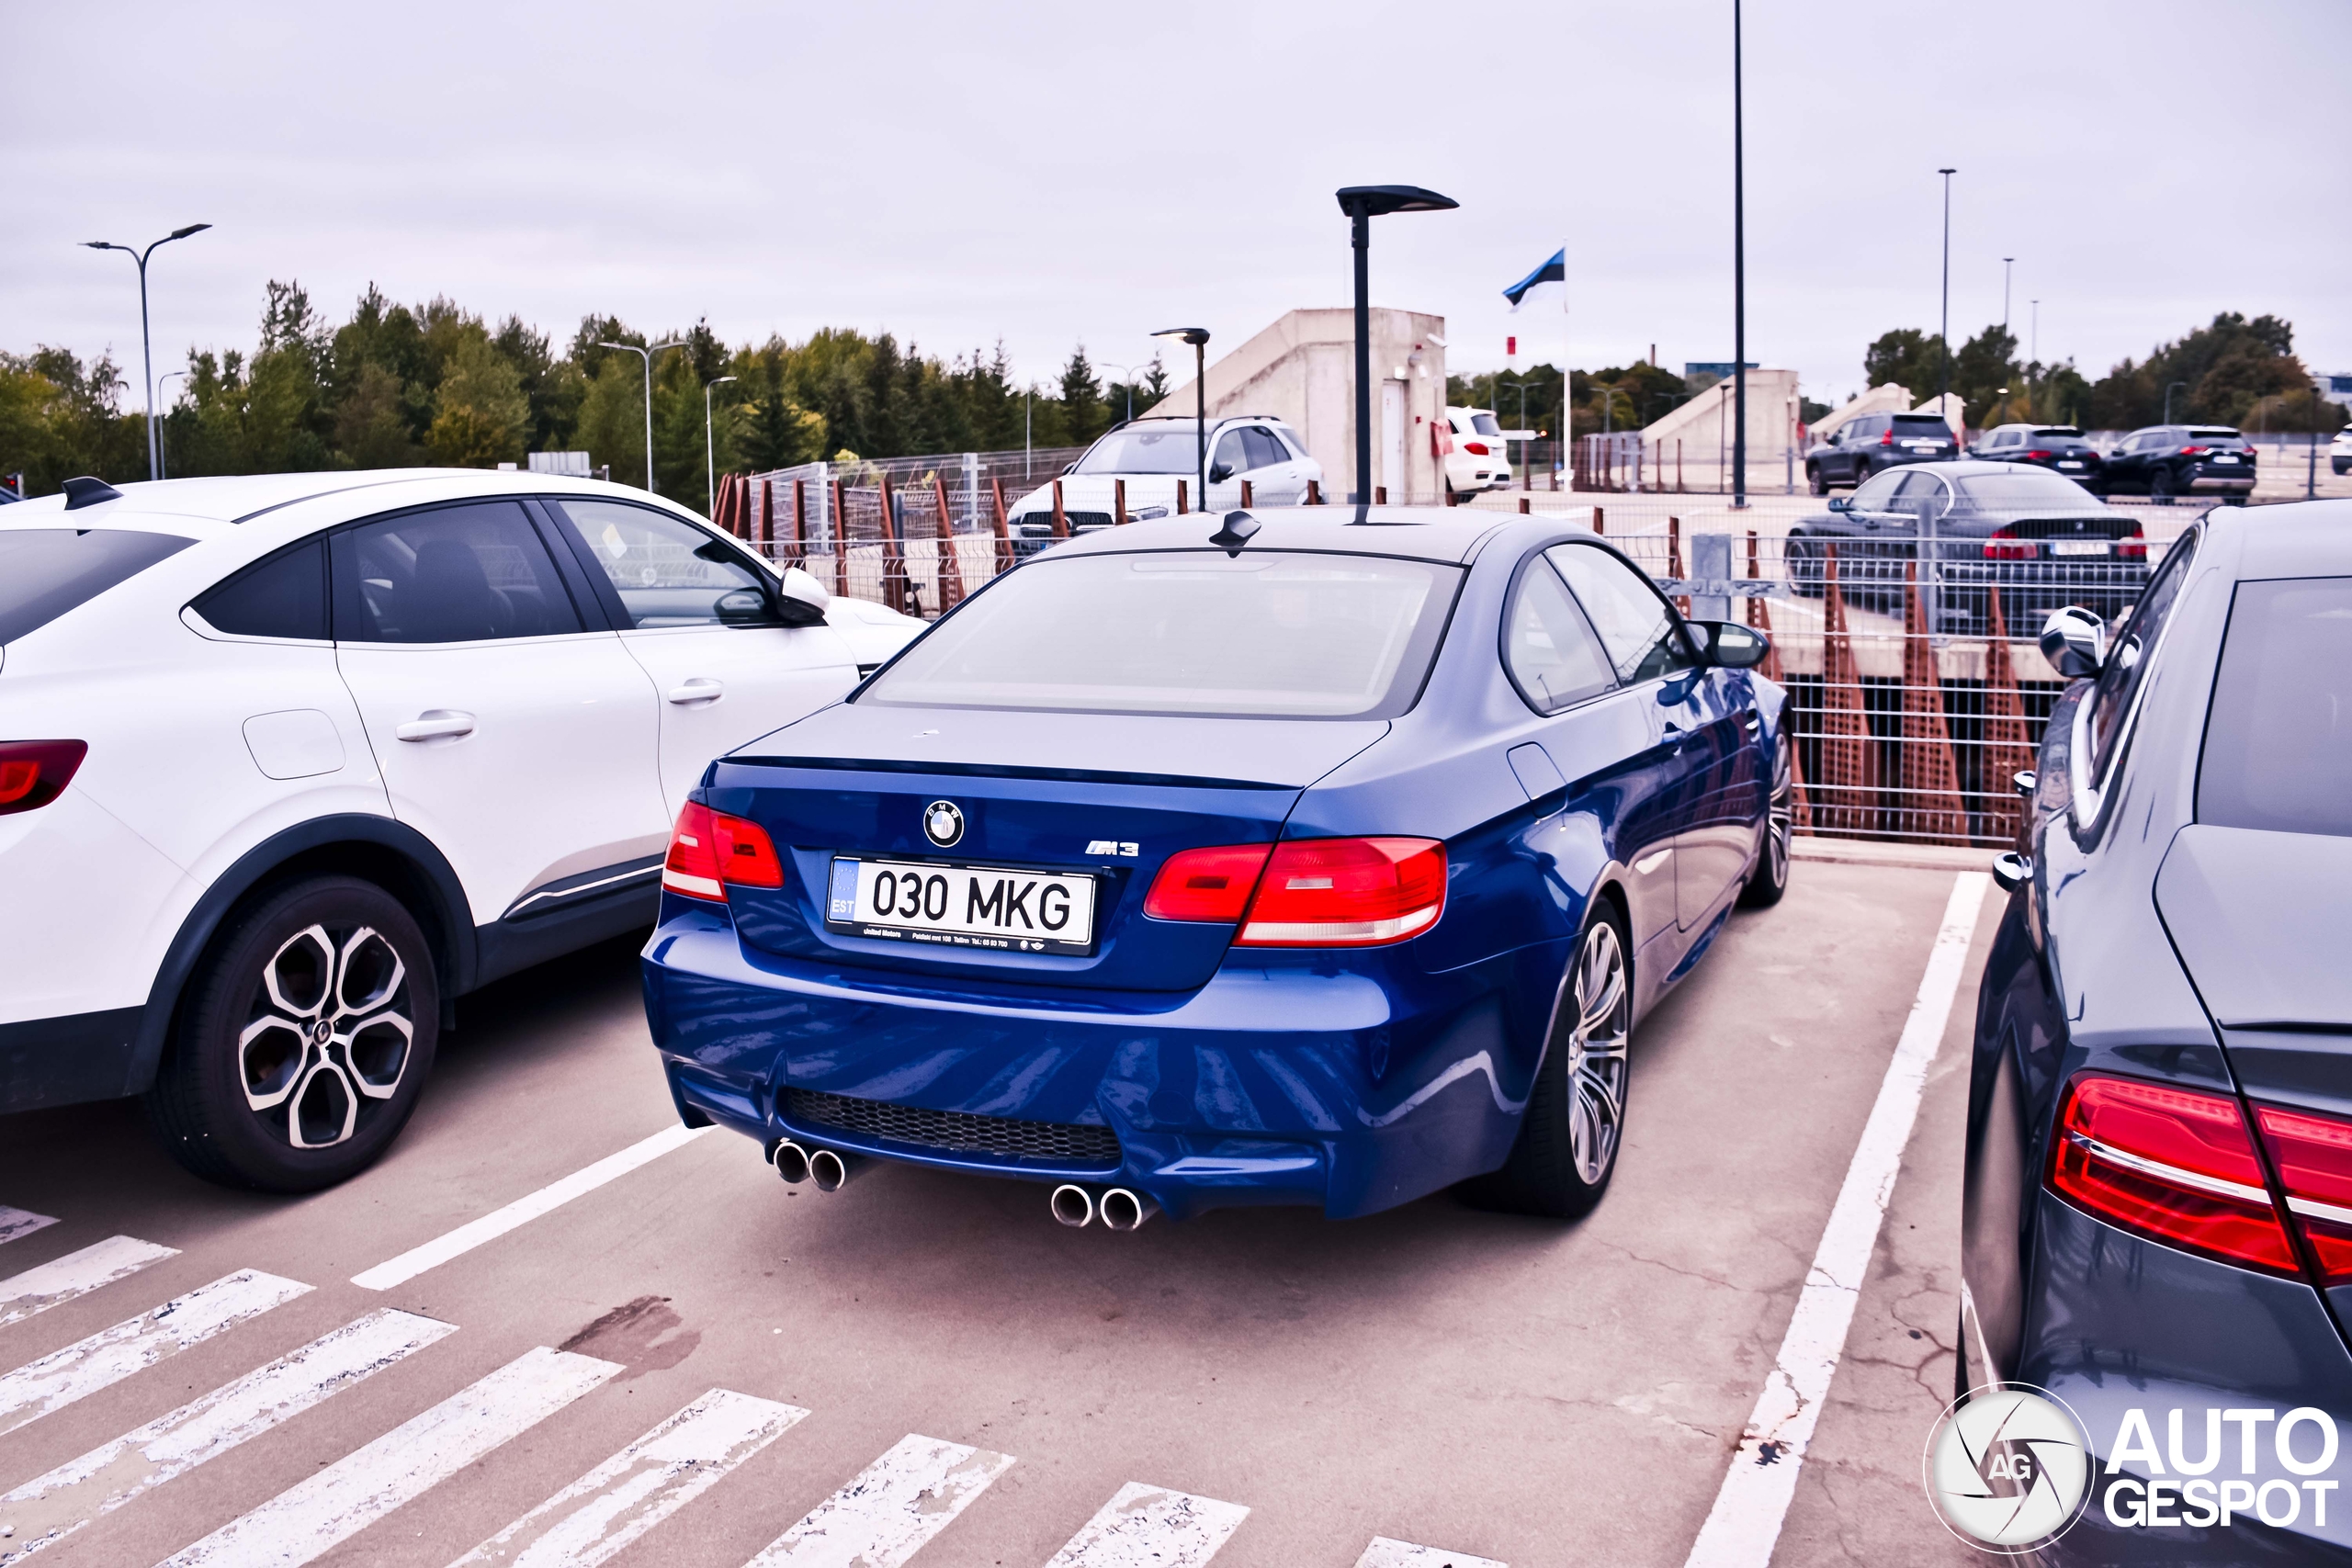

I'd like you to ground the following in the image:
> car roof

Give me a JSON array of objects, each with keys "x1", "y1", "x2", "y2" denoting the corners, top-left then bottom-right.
[
  {"x1": 1035, "y1": 504, "x2": 1521, "y2": 566},
  {"x1": 0, "y1": 469, "x2": 704, "y2": 536},
  {"x1": 2224, "y1": 498, "x2": 2352, "y2": 579},
  {"x1": 1111, "y1": 414, "x2": 1290, "y2": 431}
]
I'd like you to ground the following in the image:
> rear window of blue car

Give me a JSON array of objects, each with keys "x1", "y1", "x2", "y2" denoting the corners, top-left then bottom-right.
[
  {"x1": 859, "y1": 549, "x2": 1460, "y2": 718},
  {"x1": 2199, "y1": 576, "x2": 2352, "y2": 837}
]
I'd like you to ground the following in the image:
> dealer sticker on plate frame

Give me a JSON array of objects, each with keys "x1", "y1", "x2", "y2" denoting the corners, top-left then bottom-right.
[{"x1": 825, "y1": 856, "x2": 1100, "y2": 954}]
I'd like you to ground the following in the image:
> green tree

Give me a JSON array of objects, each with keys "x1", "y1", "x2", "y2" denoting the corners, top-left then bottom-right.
[
  {"x1": 1862, "y1": 328, "x2": 1939, "y2": 396},
  {"x1": 335, "y1": 363, "x2": 421, "y2": 468},
  {"x1": 2088, "y1": 312, "x2": 2307, "y2": 429},
  {"x1": 427, "y1": 333, "x2": 531, "y2": 468}
]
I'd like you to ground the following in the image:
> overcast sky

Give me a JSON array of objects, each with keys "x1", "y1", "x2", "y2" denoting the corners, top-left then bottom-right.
[{"x1": 7, "y1": 0, "x2": 2346, "y2": 410}]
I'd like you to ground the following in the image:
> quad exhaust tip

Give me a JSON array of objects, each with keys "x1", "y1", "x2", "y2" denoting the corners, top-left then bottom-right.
[
  {"x1": 1050, "y1": 1184, "x2": 1095, "y2": 1228},
  {"x1": 1099, "y1": 1188, "x2": 1158, "y2": 1232}
]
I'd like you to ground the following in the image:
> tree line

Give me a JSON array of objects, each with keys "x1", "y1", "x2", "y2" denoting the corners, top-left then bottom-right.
[{"x1": 0, "y1": 281, "x2": 1168, "y2": 501}]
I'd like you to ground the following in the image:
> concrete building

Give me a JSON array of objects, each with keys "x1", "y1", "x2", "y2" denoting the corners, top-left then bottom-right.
[
  {"x1": 1639, "y1": 368, "x2": 1802, "y2": 477},
  {"x1": 1809, "y1": 384, "x2": 1913, "y2": 442},
  {"x1": 1146, "y1": 308, "x2": 1449, "y2": 504}
]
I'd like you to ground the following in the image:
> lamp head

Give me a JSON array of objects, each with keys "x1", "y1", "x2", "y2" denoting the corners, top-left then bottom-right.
[
  {"x1": 168, "y1": 224, "x2": 211, "y2": 241},
  {"x1": 1152, "y1": 327, "x2": 1210, "y2": 347},
  {"x1": 1335, "y1": 185, "x2": 1458, "y2": 218},
  {"x1": 711, "y1": 375, "x2": 738, "y2": 386}
]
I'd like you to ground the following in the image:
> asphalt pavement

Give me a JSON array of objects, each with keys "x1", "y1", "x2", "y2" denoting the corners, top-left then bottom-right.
[{"x1": 0, "y1": 860, "x2": 2000, "y2": 1567}]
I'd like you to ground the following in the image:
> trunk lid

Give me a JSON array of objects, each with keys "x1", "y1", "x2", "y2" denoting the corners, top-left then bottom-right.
[{"x1": 705, "y1": 702, "x2": 1388, "y2": 991}]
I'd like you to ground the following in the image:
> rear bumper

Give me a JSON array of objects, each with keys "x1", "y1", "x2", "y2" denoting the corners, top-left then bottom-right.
[
  {"x1": 0, "y1": 1008, "x2": 147, "y2": 1114},
  {"x1": 640, "y1": 910, "x2": 1555, "y2": 1220},
  {"x1": 2186, "y1": 469, "x2": 2256, "y2": 491}
]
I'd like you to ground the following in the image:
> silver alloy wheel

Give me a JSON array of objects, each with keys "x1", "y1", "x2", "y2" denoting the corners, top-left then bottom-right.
[
  {"x1": 1565, "y1": 918, "x2": 1631, "y2": 1185},
  {"x1": 1765, "y1": 737, "x2": 1794, "y2": 888},
  {"x1": 238, "y1": 923, "x2": 413, "y2": 1149}
]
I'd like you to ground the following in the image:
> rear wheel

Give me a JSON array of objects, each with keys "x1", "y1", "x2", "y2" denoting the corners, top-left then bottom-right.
[
  {"x1": 1808, "y1": 464, "x2": 1828, "y2": 496},
  {"x1": 2149, "y1": 467, "x2": 2175, "y2": 503},
  {"x1": 1739, "y1": 734, "x2": 1794, "y2": 908},
  {"x1": 1470, "y1": 905, "x2": 1632, "y2": 1219},
  {"x1": 146, "y1": 876, "x2": 438, "y2": 1192}
]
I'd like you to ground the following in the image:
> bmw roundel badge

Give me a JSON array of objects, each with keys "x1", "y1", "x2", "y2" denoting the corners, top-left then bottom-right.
[{"x1": 922, "y1": 800, "x2": 965, "y2": 848}]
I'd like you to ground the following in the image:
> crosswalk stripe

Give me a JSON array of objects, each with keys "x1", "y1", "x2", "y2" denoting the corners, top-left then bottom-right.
[
  {"x1": 0, "y1": 1236, "x2": 178, "y2": 1329},
  {"x1": 158, "y1": 1344, "x2": 622, "y2": 1568},
  {"x1": 1353, "y1": 1539, "x2": 1507, "y2": 1568},
  {"x1": 447, "y1": 1387, "x2": 808, "y2": 1568},
  {"x1": 741, "y1": 1433, "x2": 1014, "y2": 1568},
  {"x1": 0, "y1": 1308, "x2": 454, "y2": 1566},
  {"x1": 352, "y1": 1125, "x2": 709, "y2": 1291},
  {"x1": 0, "y1": 1269, "x2": 310, "y2": 1438},
  {"x1": 0, "y1": 1210, "x2": 57, "y2": 1247},
  {"x1": 1041, "y1": 1482, "x2": 1249, "y2": 1567}
]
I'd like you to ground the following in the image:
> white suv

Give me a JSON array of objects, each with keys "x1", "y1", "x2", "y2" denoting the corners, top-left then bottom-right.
[
  {"x1": 0, "y1": 469, "x2": 919, "y2": 1190},
  {"x1": 1004, "y1": 416, "x2": 1321, "y2": 551},
  {"x1": 1443, "y1": 406, "x2": 1511, "y2": 497}
]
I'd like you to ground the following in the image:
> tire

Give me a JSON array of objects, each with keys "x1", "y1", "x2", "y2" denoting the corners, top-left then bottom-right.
[
  {"x1": 2149, "y1": 467, "x2": 2175, "y2": 503},
  {"x1": 146, "y1": 875, "x2": 439, "y2": 1192},
  {"x1": 1469, "y1": 903, "x2": 1632, "y2": 1219},
  {"x1": 1808, "y1": 464, "x2": 1827, "y2": 497},
  {"x1": 1787, "y1": 536, "x2": 1825, "y2": 599},
  {"x1": 1739, "y1": 733, "x2": 1794, "y2": 909}
]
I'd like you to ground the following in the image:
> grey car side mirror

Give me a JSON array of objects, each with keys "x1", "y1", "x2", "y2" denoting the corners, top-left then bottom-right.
[
  {"x1": 1688, "y1": 619, "x2": 1771, "y2": 670},
  {"x1": 2039, "y1": 605, "x2": 2106, "y2": 678},
  {"x1": 1826, "y1": 496, "x2": 1851, "y2": 513}
]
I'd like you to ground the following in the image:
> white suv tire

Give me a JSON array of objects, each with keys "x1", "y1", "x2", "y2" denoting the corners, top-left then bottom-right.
[{"x1": 145, "y1": 876, "x2": 439, "y2": 1191}]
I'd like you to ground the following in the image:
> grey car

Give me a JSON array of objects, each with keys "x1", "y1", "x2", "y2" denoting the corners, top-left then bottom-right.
[{"x1": 1786, "y1": 460, "x2": 2152, "y2": 634}]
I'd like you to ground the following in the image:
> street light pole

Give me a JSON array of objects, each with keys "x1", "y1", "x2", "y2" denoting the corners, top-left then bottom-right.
[
  {"x1": 597, "y1": 338, "x2": 686, "y2": 493},
  {"x1": 2002, "y1": 257, "x2": 2014, "y2": 333},
  {"x1": 1937, "y1": 169, "x2": 1956, "y2": 427},
  {"x1": 2030, "y1": 299, "x2": 2039, "y2": 367},
  {"x1": 704, "y1": 374, "x2": 738, "y2": 515},
  {"x1": 1335, "y1": 185, "x2": 1458, "y2": 513},
  {"x1": 1098, "y1": 362, "x2": 1145, "y2": 426},
  {"x1": 82, "y1": 223, "x2": 211, "y2": 482},
  {"x1": 155, "y1": 368, "x2": 192, "y2": 480},
  {"x1": 1733, "y1": 1, "x2": 1748, "y2": 510},
  {"x1": 1151, "y1": 328, "x2": 1212, "y2": 509}
]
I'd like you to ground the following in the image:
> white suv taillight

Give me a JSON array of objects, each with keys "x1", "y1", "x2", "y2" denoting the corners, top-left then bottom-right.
[{"x1": 0, "y1": 740, "x2": 87, "y2": 816}]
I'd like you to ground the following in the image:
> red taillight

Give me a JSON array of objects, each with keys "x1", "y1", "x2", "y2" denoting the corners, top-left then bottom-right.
[
  {"x1": 2049, "y1": 1075, "x2": 2299, "y2": 1275},
  {"x1": 662, "y1": 801, "x2": 783, "y2": 901},
  {"x1": 1983, "y1": 527, "x2": 2036, "y2": 560},
  {"x1": 2179, "y1": 446, "x2": 2209, "y2": 457},
  {"x1": 2025, "y1": 448, "x2": 2052, "y2": 460},
  {"x1": 1236, "y1": 837, "x2": 1446, "y2": 947},
  {"x1": 1463, "y1": 441, "x2": 1490, "y2": 456},
  {"x1": 2117, "y1": 522, "x2": 2148, "y2": 559},
  {"x1": 0, "y1": 740, "x2": 87, "y2": 816},
  {"x1": 2256, "y1": 1105, "x2": 2352, "y2": 1285},
  {"x1": 1144, "y1": 843, "x2": 1273, "y2": 922},
  {"x1": 1879, "y1": 430, "x2": 1894, "y2": 446}
]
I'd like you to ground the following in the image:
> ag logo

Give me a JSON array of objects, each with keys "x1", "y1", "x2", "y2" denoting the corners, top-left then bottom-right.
[
  {"x1": 922, "y1": 800, "x2": 965, "y2": 848},
  {"x1": 1924, "y1": 1385, "x2": 2093, "y2": 1552}
]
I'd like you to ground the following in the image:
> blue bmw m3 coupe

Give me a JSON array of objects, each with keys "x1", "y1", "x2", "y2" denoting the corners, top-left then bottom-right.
[{"x1": 639, "y1": 505, "x2": 1792, "y2": 1224}]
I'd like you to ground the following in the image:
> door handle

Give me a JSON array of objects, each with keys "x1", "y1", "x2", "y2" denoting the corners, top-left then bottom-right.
[
  {"x1": 1660, "y1": 724, "x2": 1688, "y2": 749},
  {"x1": 666, "y1": 678, "x2": 724, "y2": 705},
  {"x1": 395, "y1": 709, "x2": 475, "y2": 742}
]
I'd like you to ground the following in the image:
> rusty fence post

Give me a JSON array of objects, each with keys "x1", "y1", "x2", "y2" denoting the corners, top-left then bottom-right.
[
  {"x1": 1518, "y1": 496, "x2": 1530, "y2": 514},
  {"x1": 1981, "y1": 584, "x2": 2036, "y2": 846},
  {"x1": 932, "y1": 473, "x2": 965, "y2": 612},
  {"x1": 1238, "y1": 479, "x2": 1251, "y2": 508},
  {"x1": 1592, "y1": 505, "x2": 1604, "y2": 536},
  {"x1": 1115, "y1": 478, "x2": 1128, "y2": 524},
  {"x1": 1051, "y1": 478, "x2": 1069, "y2": 537},
  {"x1": 1898, "y1": 558, "x2": 1969, "y2": 844},
  {"x1": 1305, "y1": 479, "x2": 1318, "y2": 506},
  {"x1": 792, "y1": 479, "x2": 808, "y2": 569},
  {"x1": 1375, "y1": 486, "x2": 1387, "y2": 504},
  {"x1": 989, "y1": 478, "x2": 1014, "y2": 576},
  {"x1": 1177, "y1": 479, "x2": 1189, "y2": 514},
  {"x1": 876, "y1": 474, "x2": 910, "y2": 614},
  {"x1": 829, "y1": 479, "x2": 849, "y2": 601}
]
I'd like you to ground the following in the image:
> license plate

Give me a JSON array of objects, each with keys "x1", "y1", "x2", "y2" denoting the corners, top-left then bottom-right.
[
  {"x1": 1905, "y1": 441, "x2": 1937, "y2": 451},
  {"x1": 2213, "y1": 456, "x2": 2240, "y2": 465},
  {"x1": 2050, "y1": 540, "x2": 2109, "y2": 557},
  {"x1": 825, "y1": 856, "x2": 1100, "y2": 954},
  {"x1": 2058, "y1": 460, "x2": 2084, "y2": 469}
]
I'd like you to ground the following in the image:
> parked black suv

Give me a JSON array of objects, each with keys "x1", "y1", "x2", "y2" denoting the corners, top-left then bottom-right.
[
  {"x1": 2100, "y1": 424, "x2": 2256, "y2": 504},
  {"x1": 1804, "y1": 412, "x2": 1960, "y2": 492},
  {"x1": 1970, "y1": 423, "x2": 2105, "y2": 490}
]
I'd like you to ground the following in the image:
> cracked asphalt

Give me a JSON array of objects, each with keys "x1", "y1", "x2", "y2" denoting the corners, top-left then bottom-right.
[{"x1": 0, "y1": 859, "x2": 1996, "y2": 1566}]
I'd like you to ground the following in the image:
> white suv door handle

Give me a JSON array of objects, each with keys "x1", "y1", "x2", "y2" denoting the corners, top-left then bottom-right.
[
  {"x1": 395, "y1": 709, "x2": 476, "y2": 741},
  {"x1": 667, "y1": 678, "x2": 724, "y2": 705}
]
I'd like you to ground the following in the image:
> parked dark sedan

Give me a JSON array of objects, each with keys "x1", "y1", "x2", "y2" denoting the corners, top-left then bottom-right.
[
  {"x1": 1804, "y1": 411, "x2": 1962, "y2": 492},
  {"x1": 1786, "y1": 460, "x2": 2149, "y2": 633},
  {"x1": 2102, "y1": 424, "x2": 2257, "y2": 503},
  {"x1": 1962, "y1": 499, "x2": 2352, "y2": 1563},
  {"x1": 1973, "y1": 423, "x2": 2106, "y2": 490}
]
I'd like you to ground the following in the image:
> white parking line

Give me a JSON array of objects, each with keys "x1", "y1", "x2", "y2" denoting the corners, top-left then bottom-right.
[
  {"x1": 0, "y1": 1309, "x2": 453, "y2": 1565},
  {"x1": 741, "y1": 1433, "x2": 1014, "y2": 1568},
  {"x1": 1354, "y1": 1540, "x2": 1506, "y2": 1568},
  {"x1": 449, "y1": 1387, "x2": 808, "y2": 1568},
  {"x1": 1042, "y1": 1482, "x2": 1250, "y2": 1567},
  {"x1": 1681, "y1": 870, "x2": 1988, "y2": 1568},
  {"x1": 160, "y1": 1344, "x2": 621, "y2": 1568},
  {"x1": 0, "y1": 1210, "x2": 57, "y2": 1247},
  {"x1": 0, "y1": 1269, "x2": 310, "y2": 1438},
  {"x1": 0, "y1": 1236, "x2": 177, "y2": 1328},
  {"x1": 353, "y1": 1125, "x2": 710, "y2": 1291}
]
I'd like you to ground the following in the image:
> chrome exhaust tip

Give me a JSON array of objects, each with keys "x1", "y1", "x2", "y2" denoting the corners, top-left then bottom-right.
[
  {"x1": 1050, "y1": 1183, "x2": 1095, "y2": 1228},
  {"x1": 1098, "y1": 1188, "x2": 1158, "y2": 1232},
  {"x1": 772, "y1": 1140, "x2": 811, "y2": 1185},
  {"x1": 808, "y1": 1146, "x2": 865, "y2": 1192}
]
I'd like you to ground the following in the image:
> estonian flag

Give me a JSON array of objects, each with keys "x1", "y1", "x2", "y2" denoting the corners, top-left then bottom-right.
[{"x1": 1502, "y1": 247, "x2": 1566, "y2": 312}]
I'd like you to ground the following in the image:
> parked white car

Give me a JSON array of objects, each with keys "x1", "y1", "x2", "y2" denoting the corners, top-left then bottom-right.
[
  {"x1": 2332, "y1": 424, "x2": 2351, "y2": 476},
  {"x1": 1443, "y1": 406, "x2": 1511, "y2": 496},
  {"x1": 0, "y1": 469, "x2": 920, "y2": 1190},
  {"x1": 1003, "y1": 415, "x2": 1321, "y2": 551}
]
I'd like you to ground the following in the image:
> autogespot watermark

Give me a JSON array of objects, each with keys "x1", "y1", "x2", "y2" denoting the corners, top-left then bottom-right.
[{"x1": 1926, "y1": 1388, "x2": 2343, "y2": 1552}]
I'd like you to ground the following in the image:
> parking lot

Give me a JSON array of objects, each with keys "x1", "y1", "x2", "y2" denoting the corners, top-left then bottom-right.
[{"x1": 0, "y1": 857, "x2": 1994, "y2": 1567}]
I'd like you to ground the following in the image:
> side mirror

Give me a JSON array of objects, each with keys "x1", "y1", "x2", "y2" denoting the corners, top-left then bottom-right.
[
  {"x1": 2039, "y1": 605, "x2": 2105, "y2": 678},
  {"x1": 771, "y1": 565, "x2": 831, "y2": 627},
  {"x1": 1826, "y1": 495, "x2": 1851, "y2": 513},
  {"x1": 1690, "y1": 619, "x2": 1771, "y2": 670},
  {"x1": 1208, "y1": 462, "x2": 1234, "y2": 484}
]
